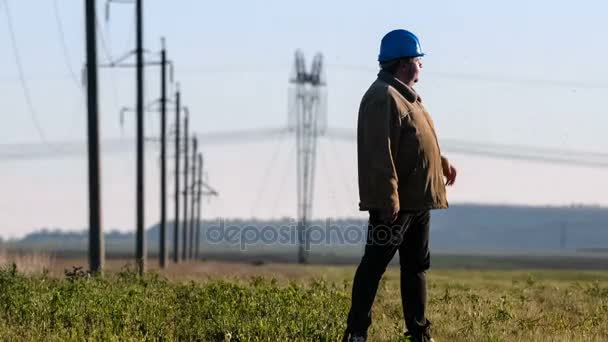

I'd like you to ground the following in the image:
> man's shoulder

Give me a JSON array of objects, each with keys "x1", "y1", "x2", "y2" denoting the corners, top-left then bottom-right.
[
  {"x1": 365, "y1": 78, "x2": 390, "y2": 96},
  {"x1": 361, "y1": 78, "x2": 410, "y2": 110},
  {"x1": 361, "y1": 78, "x2": 392, "y2": 104}
]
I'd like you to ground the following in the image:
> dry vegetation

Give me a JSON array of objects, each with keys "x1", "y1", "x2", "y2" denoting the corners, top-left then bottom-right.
[{"x1": 0, "y1": 249, "x2": 54, "y2": 274}]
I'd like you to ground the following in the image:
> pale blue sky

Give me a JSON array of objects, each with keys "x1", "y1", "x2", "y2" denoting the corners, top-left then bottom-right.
[{"x1": 1, "y1": 0, "x2": 607, "y2": 238}]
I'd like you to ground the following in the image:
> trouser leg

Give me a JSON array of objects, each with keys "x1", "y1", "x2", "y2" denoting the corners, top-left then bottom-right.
[
  {"x1": 399, "y1": 210, "x2": 431, "y2": 335},
  {"x1": 346, "y1": 211, "x2": 413, "y2": 336}
]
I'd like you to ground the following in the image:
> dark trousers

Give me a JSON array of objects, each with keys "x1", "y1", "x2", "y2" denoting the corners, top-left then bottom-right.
[{"x1": 346, "y1": 210, "x2": 431, "y2": 337}]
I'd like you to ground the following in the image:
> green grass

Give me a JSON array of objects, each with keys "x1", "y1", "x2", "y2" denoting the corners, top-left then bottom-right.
[{"x1": 0, "y1": 264, "x2": 607, "y2": 341}]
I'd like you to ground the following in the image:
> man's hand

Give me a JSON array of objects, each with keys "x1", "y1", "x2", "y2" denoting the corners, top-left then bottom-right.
[
  {"x1": 441, "y1": 157, "x2": 457, "y2": 186},
  {"x1": 378, "y1": 207, "x2": 399, "y2": 224}
]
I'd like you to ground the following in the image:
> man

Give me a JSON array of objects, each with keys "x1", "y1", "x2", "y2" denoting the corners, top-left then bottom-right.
[{"x1": 343, "y1": 29, "x2": 457, "y2": 342}]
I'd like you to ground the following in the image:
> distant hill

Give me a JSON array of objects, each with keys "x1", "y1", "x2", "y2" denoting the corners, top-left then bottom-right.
[
  {"x1": 7, "y1": 204, "x2": 608, "y2": 256},
  {"x1": 431, "y1": 204, "x2": 608, "y2": 252}
]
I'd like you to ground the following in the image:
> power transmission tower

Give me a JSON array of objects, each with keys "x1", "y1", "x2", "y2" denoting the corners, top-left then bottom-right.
[
  {"x1": 289, "y1": 50, "x2": 326, "y2": 264},
  {"x1": 85, "y1": 0, "x2": 103, "y2": 274}
]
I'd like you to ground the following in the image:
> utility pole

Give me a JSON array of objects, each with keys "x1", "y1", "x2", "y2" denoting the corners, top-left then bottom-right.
[
  {"x1": 182, "y1": 110, "x2": 190, "y2": 261},
  {"x1": 173, "y1": 87, "x2": 181, "y2": 263},
  {"x1": 159, "y1": 38, "x2": 168, "y2": 268},
  {"x1": 85, "y1": 0, "x2": 103, "y2": 274},
  {"x1": 114, "y1": 48, "x2": 173, "y2": 268},
  {"x1": 189, "y1": 137, "x2": 198, "y2": 259},
  {"x1": 133, "y1": 0, "x2": 145, "y2": 276},
  {"x1": 194, "y1": 153, "x2": 203, "y2": 259},
  {"x1": 105, "y1": 0, "x2": 174, "y2": 272}
]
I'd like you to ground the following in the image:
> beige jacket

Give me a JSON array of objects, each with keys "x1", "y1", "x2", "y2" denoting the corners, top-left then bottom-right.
[{"x1": 357, "y1": 71, "x2": 448, "y2": 212}]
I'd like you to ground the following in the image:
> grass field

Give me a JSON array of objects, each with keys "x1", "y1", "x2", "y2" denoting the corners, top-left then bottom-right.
[{"x1": 0, "y1": 258, "x2": 607, "y2": 341}]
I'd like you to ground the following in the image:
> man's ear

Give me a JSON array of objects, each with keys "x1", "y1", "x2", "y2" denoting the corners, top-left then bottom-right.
[
  {"x1": 399, "y1": 58, "x2": 412, "y2": 72},
  {"x1": 395, "y1": 59, "x2": 405, "y2": 74},
  {"x1": 397, "y1": 59, "x2": 405, "y2": 70}
]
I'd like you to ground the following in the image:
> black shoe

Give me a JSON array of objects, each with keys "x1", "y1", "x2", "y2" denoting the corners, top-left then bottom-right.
[
  {"x1": 341, "y1": 328, "x2": 367, "y2": 342},
  {"x1": 404, "y1": 332, "x2": 434, "y2": 342},
  {"x1": 404, "y1": 320, "x2": 434, "y2": 342}
]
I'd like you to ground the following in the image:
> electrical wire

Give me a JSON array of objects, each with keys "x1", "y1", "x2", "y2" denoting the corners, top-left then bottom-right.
[
  {"x1": 97, "y1": 13, "x2": 114, "y2": 62},
  {"x1": 249, "y1": 132, "x2": 288, "y2": 217},
  {"x1": 2, "y1": 132, "x2": 608, "y2": 170},
  {"x1": 325, "y1": 128, "x2": 608, "y2": 169},
  {"x1": 270, "y1": 141, "x2": 295, "y2": 218},
  {"x1": 326, "y1": 64, "x2": 608, "y2": 90},
  {"x1": 317, "y1": 139, "x2": 346, "y2": 218},
  {"x1": 52, "y1": 0, "x2": 81, "y2": 87},
  {"x1": 51, "y1": 0, "x2": 87, "y2": 142},
  {"x1": 326, "y1": 137, "x2": 357, "y2": 214},
  {"x1": 3, "y1": 0, "x2": 52, "y2": 146},
  {"x1": 96, "y1": 13, "x2": 121, "y2": 114}
]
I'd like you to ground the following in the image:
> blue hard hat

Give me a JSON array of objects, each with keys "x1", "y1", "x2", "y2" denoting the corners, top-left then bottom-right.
[{"x1": 378, "y1": 29, "x2": 425, "y2": 62}]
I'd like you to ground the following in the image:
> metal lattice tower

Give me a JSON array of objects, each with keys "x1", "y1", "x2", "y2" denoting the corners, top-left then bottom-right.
[{"x1": 289, "y1": 50, "x2": 327, "y2": 263}]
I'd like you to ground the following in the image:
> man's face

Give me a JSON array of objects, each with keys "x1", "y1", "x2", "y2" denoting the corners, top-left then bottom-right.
[{"x1": 399, "y1": 57, "x2": 423, "y2": 86}]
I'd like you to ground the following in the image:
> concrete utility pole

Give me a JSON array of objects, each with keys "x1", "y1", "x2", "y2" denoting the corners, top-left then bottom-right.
[
  {"x1": 85, "y1": 0, "x2": 104, "y2": 274},
  {"x1": 173, "y1": 87, "x2": 181, "y2": 263},
  {"x1": 114, "y1": 47, "x2": 173, "y2": 268},
  {"x1": 134, "y1": 0, "x2": 146, "y2": 276},
  {"x1": 104, "y1": 0, "x2": 146, "y2": 274},
  {"x1": 105, "y1": 1, "x2": 184, "y2": 270},
  {"x1": 159, "y1": 38, "x2": 168, "y2": 268},
  {"x1": 189, "y1": 137, "x2": 198, "y2": 259},
  {"x1": 182, "y1": 110, "x2": 190, "y2": 261}
]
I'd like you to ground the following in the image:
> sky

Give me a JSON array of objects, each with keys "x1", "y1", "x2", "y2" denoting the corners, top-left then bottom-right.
[{"x1": 1, "y1": 0, "x2": 608, "y2": 238}]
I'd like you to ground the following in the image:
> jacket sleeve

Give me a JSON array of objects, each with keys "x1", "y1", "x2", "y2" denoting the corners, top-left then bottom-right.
[{"x1": 358, "y1": 91, "x2": 401, "y2": 212}]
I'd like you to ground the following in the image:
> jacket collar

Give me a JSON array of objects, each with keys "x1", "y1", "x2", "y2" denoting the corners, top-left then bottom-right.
[{"x1": 378, "y1": 70, "x2": 420, "y2": 103}]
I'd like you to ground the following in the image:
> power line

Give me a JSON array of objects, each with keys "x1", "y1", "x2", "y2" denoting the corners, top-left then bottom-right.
[
  {"x1": 96, "y1": 13, "x2": 114, "y2": 62},
  {"x1": 442, "y1": 139, "x2": 608, "y2": 160},
  {"x1": 2, "y1": 133, "x2": 608, "y2": 169},
  {"x1": 326, "y1": 137, "x2": 356, "y2": 214},
  {"x1": 444, "y1": 145, "x2": 608, "y2": 169},
  {"x1": 3, "y1": 0, "x2": 51, "y2": 145},
  {"x1": 249, "y1": 131, "x2": 288, "y2": 217},
  {"x1": 318, "y1": 139, "x2": 347, "y2": 218},
  {"x1": 327, "y1": 64, "x2": 608, "y2": 90},
  {"x1": 271, "y1": 141, "x2": 296, "y2": 217},
  {"x1": 51, "y1": 0, "x2": 87, "y2": 141},
  {"x1": 52, "y1": 0, "x2": 81, "y2": 87},
  {"x1": 96, "y1": 13, "x2": 121, "y2": 114},
  {"x1": 325, "y1": 128, "x2": 608, "y2": 169},
  {"x1": 4, "y1": 61, "x2": 608, "y2": 91},
  {"x1": 140, "y1": 63, "x2": 608, "y2": 90}
]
